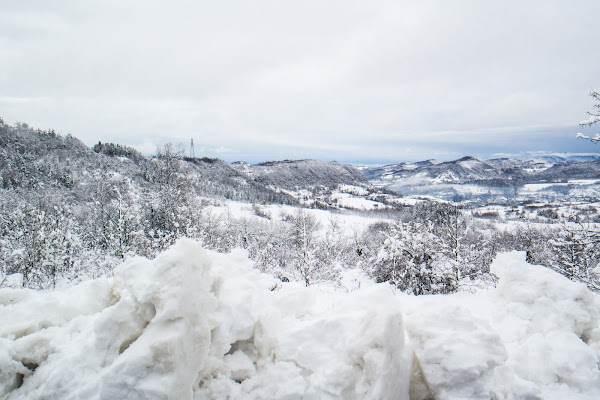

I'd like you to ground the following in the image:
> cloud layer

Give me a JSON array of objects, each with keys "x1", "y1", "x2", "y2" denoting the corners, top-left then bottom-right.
[{"x1": 1, "y1": 0, "x2": 599, "y2": 162}]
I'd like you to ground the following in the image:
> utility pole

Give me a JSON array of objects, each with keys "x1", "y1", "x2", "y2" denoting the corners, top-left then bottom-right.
[{"x1": 190, "y1": 138, "x2": 195, "y2": 158}]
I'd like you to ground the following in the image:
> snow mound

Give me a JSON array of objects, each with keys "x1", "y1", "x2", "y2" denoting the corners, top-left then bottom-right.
[
  {"x1": 404, "y1": 251, "x2": 600, "y2": 400},
  {"x1": 0, "y1": 239, "x2": 410, "y2": 399},
  {"x1": 1, "y1": 244, "x2": 599, "y2": 399}
]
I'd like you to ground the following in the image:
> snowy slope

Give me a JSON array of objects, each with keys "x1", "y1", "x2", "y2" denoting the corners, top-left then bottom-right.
[
  {"x1": 1, "y1": 240, "x2": 599, "y2": 399},
  {"x1": 232, "y1": 159, "x2": 369, "y2": 190},
  {"x1": 363, "y1": 156, "x2": 532, "y2": 186}
]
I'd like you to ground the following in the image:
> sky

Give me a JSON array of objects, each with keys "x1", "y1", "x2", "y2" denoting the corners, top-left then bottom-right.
[{"x1": 1, "y1": 0, "x2": 599, "y2": 164}]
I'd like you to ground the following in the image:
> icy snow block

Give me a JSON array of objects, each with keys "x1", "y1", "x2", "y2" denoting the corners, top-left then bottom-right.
[
  {"x1": 405, "y1": 297, "x2": 508, "y2": 400},
  {"x1": 0, "y1": 239, "x2": 412, "y2": 400},
  {"x1": 405, "y1": 251, "x2": 600, "y2": 400},
  {"x1": 491, "y1": 251, "x2": 600, "y2": 396}
]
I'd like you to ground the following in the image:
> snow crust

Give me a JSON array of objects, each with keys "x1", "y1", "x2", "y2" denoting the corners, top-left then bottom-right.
[{"x1": 1, "y1": 242, "x2": 599, "y2": 399}]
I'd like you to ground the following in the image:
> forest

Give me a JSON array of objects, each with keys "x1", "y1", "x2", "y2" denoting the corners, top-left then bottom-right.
[{"x1": 1, "y1": 118, "x2": 599, "y2": 294}]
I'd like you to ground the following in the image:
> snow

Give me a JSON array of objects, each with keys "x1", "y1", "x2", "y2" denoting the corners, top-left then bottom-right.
[
  {"x1": 522, "y1": 180, "x2": 600, "y2": 193},
  {"x1": 223, "y1": 201, "x2": 391, "y2": 240},
  {"x1": 1, "y1": 242, "x2": 599, "y2": 399},
  {"x1": 401, "y1": 164, "x2": 419, "y2": 171},
  {"x1": 0, "y1": 240, "x2": 410, "y2": 399},
  {"x1": 330, "y1": 190, "x2": 384, "y2": 211},
  {"x1": 338, "y1": 184, "x2": 369, "y2": 196},
  {"x1": 457, "y1": 158, "x2": 482, "y2": 170},
  {"x1": 404, "y1": 251, "x2": 600, "y2": 399},
  {"x1": 576, "y1": 132, "x2": 600, "y2": 142},
  {"x1": 2, "y1": 274, "x2": 23, "y2": 289},
  {"x1": 569, "y1": 179, "x2": 600, "y2": 185}
]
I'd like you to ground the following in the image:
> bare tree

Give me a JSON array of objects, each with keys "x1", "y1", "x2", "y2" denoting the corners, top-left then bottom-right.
[
  {"x1": 156, "y1": 143, "x2": 185, "y2": 186},
  {"x1": 288, "y1": 209, "x2": 321, "y2": 286}
]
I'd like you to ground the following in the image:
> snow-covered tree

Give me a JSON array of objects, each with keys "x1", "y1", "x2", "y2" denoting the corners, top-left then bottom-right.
[
  {"x1": 370, "y1": 220, "x2": 454, "y2": 295},
  {"x1": 3, "y1": 204, "x2": 83, "y2": 288},
  {"x1": 550, "y1": 216, "x2": 600, "y2": 291},
  {"x1": 415, "y1": 203, "x2": 492, "y2": 290},
  {"x1": 287, "y1": 209, "x2": 322, "y2": 286},
  {"x1": 576, "y1": 90, "x2": 600, "y2": 143}
]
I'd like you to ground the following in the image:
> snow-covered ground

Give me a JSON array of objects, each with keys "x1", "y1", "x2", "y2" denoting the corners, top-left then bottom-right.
[
  {"x1": 1, "y1": 240, "x2": 599, "y2": 399},
  {"x1": 201, "y1": 200, "x2": 391, "y2": 242}
]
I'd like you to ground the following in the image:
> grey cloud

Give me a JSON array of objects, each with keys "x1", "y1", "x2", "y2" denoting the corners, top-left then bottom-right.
[{"x1": 1, "y1": 0, "x2": 599, "y2": 163}]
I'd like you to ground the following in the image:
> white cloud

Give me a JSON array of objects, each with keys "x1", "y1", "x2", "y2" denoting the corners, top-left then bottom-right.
[
  {"x1": 1, "y1": 0, "x2": 599, "y2": 162},
  {"x1": 133, "y1": 142, "x2": 157, "y2": 156}
]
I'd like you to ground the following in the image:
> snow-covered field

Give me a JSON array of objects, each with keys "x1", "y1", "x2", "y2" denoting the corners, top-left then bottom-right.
[{"x1": 1, "y1": 240, "x2": 599, "y2": 399}]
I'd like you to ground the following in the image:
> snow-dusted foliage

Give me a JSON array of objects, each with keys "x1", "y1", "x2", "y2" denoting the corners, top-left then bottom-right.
[
  {"x1": 549, "y1": 217, "x2": 600, "y2": 290},
  {"x1": 577, "y1": 90, "x2": 600, "y2": 143},
  {"x1": 1, "y1": 241, "x2": 599, "y2": 399},
  {"x1": 369, "y1": 220, "x2": 454, "y2": 295},
  {"x1": 364, "y1": 203, "x2": 499, "y2": 294}
]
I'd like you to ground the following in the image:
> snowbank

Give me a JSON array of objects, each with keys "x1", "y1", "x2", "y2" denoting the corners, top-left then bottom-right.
[
  {"x1": 0, "y1": 240, "x2": 410, "y2": 399},
  {"x1": 404, "y1": 251, "x2": 600, "y2": 400},
  {"x1": 1, "y1": 242, "x2": 599, "y2": 399}
]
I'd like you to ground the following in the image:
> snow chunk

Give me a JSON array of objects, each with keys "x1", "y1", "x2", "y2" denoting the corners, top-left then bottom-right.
[
  {"x1": 2, "y1": 245, "x2": 600, "y2": 399},
  {"x1": 0, "y1": 240, "x2": 411, "y2": 400},
  {"x1": 405, "y1": 251, "x2": 600, "y2": 400}
]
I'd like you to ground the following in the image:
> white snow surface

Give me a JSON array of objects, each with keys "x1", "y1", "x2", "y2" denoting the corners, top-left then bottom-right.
[{"x1": 1, "y1": 241, "x2": 599, "y2": 399}]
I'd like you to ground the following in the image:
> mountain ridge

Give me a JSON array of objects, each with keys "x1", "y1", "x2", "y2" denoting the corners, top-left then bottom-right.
[{"x1": 362, "y1": 155, "x2": 600, "y2": 191}]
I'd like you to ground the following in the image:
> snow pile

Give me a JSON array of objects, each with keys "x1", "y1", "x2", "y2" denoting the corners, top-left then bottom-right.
[
  {"x1": 0, "y1": 239, "x2": 410, "y2": 399},
  {"x1": 404, "y1": 251, "x2": 600, "y2": 400},
  {"x1": 1, "y1": 242, "x2": 600, "y2": 399}
]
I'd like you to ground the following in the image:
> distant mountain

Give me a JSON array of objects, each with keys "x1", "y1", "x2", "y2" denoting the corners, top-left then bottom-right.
[
  {"x1": 530, "y1": 154, "x2": 600, "y2": 165},
  {"x1": 536, "y1": 161, "x2": 600, "y2": 183},
  {"x1": 5, "y1": 117, "x2": 597, "y2": 209},
  {"x1": 362, "y1": 155, "x2": 600, "y2": 190}
]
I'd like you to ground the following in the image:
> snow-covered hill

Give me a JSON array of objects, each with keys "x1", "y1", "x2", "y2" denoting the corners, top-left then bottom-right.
[
  {"x1": 362, "y1": 155, "x2": 600, "y2": 188},
  {"x1": 361, "y1": 155, "x2": 600, "y2": 205},
  {"x1": 232, "y1": 159, "x2": 369, "y2": 190},
  {"x1": 1, "y1": 240, "x2": 599, "y2": 399}
]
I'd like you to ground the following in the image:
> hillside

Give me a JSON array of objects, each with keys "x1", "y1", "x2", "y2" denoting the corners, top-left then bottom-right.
[
  {"x1": 232, "y1": 159, "x2": 369, "y2": 190},
  {"x1": 0, "y1": 120, "x2": 392, "y2": 289},
  {"x1": 361, "y1": 155, "x2": 600, "y2": 205},
  {"x1": 2, "y1": 119, "x2": 599, "y2": 295},
  {"x1": 0, "y1": 120, "x2": 373, "y2": 208},
  {"x1": 363, "y1": 156, "x2": 600, "y2": 187}
]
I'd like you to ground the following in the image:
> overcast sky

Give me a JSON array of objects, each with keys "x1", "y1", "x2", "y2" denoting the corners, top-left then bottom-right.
[{"x1": 1, "y1": 0, "x2": 599, "y2": 163}]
